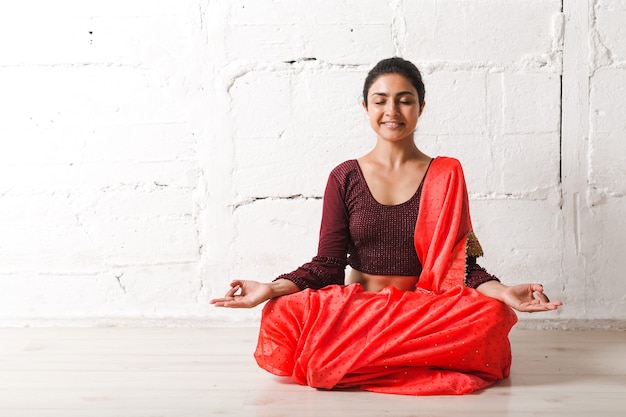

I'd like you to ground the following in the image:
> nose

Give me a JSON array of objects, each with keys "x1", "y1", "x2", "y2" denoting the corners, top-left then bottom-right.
[{"x1": 385, "y1": 100, "x2": 399, "y2": 115}]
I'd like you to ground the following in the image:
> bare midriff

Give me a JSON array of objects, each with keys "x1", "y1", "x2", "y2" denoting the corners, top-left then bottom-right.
[{"x1": 349, "y1": 270, "x2": 420, "y2": 293}]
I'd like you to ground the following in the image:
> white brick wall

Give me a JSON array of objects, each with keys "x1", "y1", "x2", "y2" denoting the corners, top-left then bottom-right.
[{"x1": 0, "y1": 0, "x2": 624, "y2": 327}]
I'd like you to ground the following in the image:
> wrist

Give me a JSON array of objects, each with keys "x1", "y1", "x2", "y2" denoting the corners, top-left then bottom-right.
[
  {"x1": 476, "y1": 280, "x2": 507, "y2": 302},
  {"x1": 269, "y1": 279, "x2": 300, "y2": 298}
]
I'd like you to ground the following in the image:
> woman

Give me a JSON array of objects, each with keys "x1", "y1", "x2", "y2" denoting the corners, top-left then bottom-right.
[{"x1": 211, "y1": 57, "x2": 562, "y2": 395}]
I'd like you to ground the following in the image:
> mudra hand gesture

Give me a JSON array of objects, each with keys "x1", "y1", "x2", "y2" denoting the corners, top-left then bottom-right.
[
  {"x1": 210, "y1": 280, "x2": 276, "y2": 308},
  {"x1": 476, "y1": 280, "x2": 562, "y2": 313},
  {"x1": 499, "y1": 283, "x2": 562, "y2": 313}
]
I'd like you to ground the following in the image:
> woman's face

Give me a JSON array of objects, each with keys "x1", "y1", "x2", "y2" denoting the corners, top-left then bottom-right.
[{"x1": 363, "y1": 73, "x2": 424, "y2": 143}]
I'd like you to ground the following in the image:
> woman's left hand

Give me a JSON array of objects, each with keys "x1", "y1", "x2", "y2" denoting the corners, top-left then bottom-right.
[
  {"x1": 499, "y1": 283, "x2": 563, "y2": 313},
  {"x1": 476, "y1": 281, "x2": 563, "y2": 313}
]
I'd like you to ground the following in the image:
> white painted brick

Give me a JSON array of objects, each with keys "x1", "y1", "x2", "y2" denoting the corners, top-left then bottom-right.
[
  {"x1": 226, "y1": 25, "x2": 305, "y2": 62},
  {"x1": 228, "y1": 0, "x2": 392, "y2": 25},
  {"x1": 229, "y1": 199, "x2": 322, "y2": 282},
  {"x1": 88, "y1": 189, "x2": 196, "y2": 220},
  {"x1": 230, "y1": 70, "x2": 292, "y2": 138},
  {"x1": 581, "y1": 197, "x2": 626, "y2": 317},
  {"x1": 425, "y1": 133, "x2": 560, "y2": 196},
  {"x1": 230, "y1": 68, "x2": 369, "y2": 139},
  {"x1": 595, "y1": 2, "x2": 626, "y2": 64},
  {"x1": 291, "y1": 69, "x2": 371, "y2": 136},
  {"x1": 231, "y1": 133, "x2": 371, "y2": 201},
  {"x1": 0, "y1": 274, "x2": 112, "y2": 318},
  {"x1": 0, "y1": 3, "x2": 198, "y2": 67},
  {"x1": 404, "y1": 0, "x2": 562, "y2": 67},
  {"x1": 0, "y1": 128, "x2": 86, "y2": 165},
  {"x1": 417, "y1": 71, "x2": 489, "y2": 135},
  {"x1": 589, "y1": 69, "x2": 626, "y2": 192},
  {"x1": 94, "y1": 218, "x2": 200, "y2": 266},
  {"x1": 230, "y1": 68, "x2": 373, "y2": 199},
  {"x1": 226, "y1": 0, "x2": 394, "y2": 63},
  {"x1": 0, "y1": 221, "x2": 103, "y2": 274},
  {"x1": 83, "y1": 124, "x2": 197, "y2": 163},
  {"x1": 0, "y1": 0, "x2": 197, "y2": 20},
  {"x1": 0, "y1": 215, "x2": 198, "y2": 273},
  {"x1": 309, "y1": 24, "x2": 394, "y2": 64},
  {"x1": 502, "y1": 73, "x2": 561, "y2": 134},
  {"x1": 0, "y1": 124, "x2": 195, "y2": 166},
  {"x1": 0, "y1": 187, "x2": 197, "y2": 272},
  {"x1": 0, "y1": 264, "x2": 201, "y2": 318},
  {"x1": 98, "y1": 264, "x2": 203, "y2": 315},
  {"x1": 0, "y1": 161, "x2": 198, "y2": 192},
  {"x1": 590, "y1": 68, "x2": 626, "y2": 134},
  {"x1": 0, "y1": 67, "x2": 190, "y2": 129},
  {"x1": 588, "y1": 132, "x2": 626, "y2": 193},
  {"x1": 470, "y1": 199, "x2": 563, "y2": 289},
  {"x1": 489, "y1": 134, "x2": 561, "y2": 192}
]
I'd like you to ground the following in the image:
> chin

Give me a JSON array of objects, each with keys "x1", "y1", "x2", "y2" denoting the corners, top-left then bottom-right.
[{"x1": 381, "y1": 132, "x2": 412, "y2": 140}]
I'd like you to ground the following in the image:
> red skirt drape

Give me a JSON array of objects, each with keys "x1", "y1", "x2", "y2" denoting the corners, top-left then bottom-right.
[{"x1": 255, "y1": 284, "x2": 517, "y2": 395}]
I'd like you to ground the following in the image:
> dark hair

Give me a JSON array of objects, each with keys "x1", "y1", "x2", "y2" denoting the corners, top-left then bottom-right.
[{"x1": 362, "y1": 57, "x2": 425, "y2": 108}]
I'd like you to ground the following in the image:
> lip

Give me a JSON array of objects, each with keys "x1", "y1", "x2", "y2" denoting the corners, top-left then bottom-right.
[{"x1": 381, "y1": 121, "x2": 404, "y2": 128}]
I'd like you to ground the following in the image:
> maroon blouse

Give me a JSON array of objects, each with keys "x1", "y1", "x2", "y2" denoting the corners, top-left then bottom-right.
[{"x1": 276, "y1": 160, "x2": 499, "y2": 290}]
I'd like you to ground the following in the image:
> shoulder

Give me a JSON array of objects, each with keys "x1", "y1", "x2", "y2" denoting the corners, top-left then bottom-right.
[
  {"x1": 325, "y1": 160, "x2": 363, "y2": 201},
  {"x1": 328, "y1": 159, "x2": 360, "y2": 183},
  {"x1": 429, "y1": 156, "x2": 465, "y2": 177},
  {"x1": 431, "y1": 156, "x2": 462, "y2": 170},
  {"x1": 424, "y1": 157, "x2": 468, "y2": 189}
]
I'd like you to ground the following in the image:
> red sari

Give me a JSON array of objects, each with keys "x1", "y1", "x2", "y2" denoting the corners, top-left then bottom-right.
[{"x1": 254, "y1": 157, "x2": 518, "y2": 395}]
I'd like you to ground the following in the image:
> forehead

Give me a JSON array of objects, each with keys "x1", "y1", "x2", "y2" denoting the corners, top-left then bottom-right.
[{"x1": 368, "y1": 73, "x2": 417, "y2": 96}]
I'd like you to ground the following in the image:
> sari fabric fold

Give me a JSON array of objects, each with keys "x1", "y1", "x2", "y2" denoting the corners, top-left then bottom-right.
[
  {"x1": 415, "y1": 156, "x2": 477, "y2": 293},
  {"x1": 254, "y1": 157, "x2": 518, "y2": 395}
]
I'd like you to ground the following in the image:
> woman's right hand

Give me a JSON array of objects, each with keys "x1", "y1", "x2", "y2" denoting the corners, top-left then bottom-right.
[{"x1": 210, "y1": 280, "x2": 274, "y2": 308}]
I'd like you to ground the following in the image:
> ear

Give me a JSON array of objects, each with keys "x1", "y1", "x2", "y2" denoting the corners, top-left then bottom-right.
[
  {"x1": 361, "y1": 100, "x2": 368, "y2": 112},
  {"x1": 418, "y1": 101, "x2": 426, "y2": 117}
]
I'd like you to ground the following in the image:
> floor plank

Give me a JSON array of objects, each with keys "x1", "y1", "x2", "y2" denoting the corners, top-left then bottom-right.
[{"x1": 0, "y1": 327, "x2": 624, "y2": 417}]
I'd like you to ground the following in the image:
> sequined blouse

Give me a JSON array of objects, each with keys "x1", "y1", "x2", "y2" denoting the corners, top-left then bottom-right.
[{"x1": 276, "y1": 160, "x2": 498, "y2": 290}]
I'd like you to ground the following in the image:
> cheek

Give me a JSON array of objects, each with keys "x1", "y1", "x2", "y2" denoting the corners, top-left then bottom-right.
[
  {"x1": 367, "y1": 111, "x2": 382, "y2": 127},
  {"x1": 405, "y1": 109, "x2": 420, "y2": 123},
  {"x1": 367, "y1": 108, "x2": 383, "y2": 120}
]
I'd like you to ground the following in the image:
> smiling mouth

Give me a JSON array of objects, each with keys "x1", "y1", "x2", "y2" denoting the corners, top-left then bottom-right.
[{"x1": 382, "y1": 121, "x2": 403, "y2": 128}]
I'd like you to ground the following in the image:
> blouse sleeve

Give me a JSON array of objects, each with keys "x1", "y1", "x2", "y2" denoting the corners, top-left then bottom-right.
[
  {"x1": 273, "y1": 173, "x2": 350, "y2": 290},
  {"x1": 465, "y1": 257, "x2": 500, "y2": 289}
]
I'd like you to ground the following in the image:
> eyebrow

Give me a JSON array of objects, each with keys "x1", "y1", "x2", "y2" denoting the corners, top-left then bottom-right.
[{"x1": 370, "y1": 91, "x2": 416, "y2": 98}]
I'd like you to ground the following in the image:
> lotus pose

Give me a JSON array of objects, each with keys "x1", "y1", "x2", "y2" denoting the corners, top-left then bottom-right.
[{"x1": 211, "y1": 57, "x2": 562, "y2": 395}]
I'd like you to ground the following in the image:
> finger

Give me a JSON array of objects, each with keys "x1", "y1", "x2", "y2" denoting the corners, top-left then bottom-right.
[
  {"x1": 209, "y1": 297, "x2": 234, "y2": 304},
  {"x1": 521, "y1": 301, "x2": 561, "y2": 312},
  {"x1": 224, "y1": 284, "x2": 241, "y2": 298},
  {"x1": 215, "y1": 299, "x2": 251, "y2": 309},
  {"x1": 520, "y1": 304, "x2": 550, "y2": 313},
  {"x1": 534, "y1": 291, "x2": 550, "y2": 303},
  {"x1": 532, "y1": 284, "x2": 551, "y2": 303},
  {"x1": 213, "y1": 302, "x2": 239, "y2": 308}
]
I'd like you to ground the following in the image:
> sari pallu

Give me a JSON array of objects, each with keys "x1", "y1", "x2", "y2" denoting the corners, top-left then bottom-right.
[{"x1": 254, "y1": 157, "x2": 518, "y2": 395}]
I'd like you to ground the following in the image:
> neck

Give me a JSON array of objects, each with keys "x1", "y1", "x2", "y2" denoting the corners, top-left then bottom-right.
[{"x1": 369, "y1": 138, "x2": 425, "y2": 167}]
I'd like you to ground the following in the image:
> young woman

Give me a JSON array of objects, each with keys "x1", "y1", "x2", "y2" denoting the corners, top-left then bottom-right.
[{"x1": 211, "y1": 57, "x2": 562, "y2": 395}]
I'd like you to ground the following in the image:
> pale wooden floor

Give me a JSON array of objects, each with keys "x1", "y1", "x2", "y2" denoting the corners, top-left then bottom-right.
[{"x1": 1, "y1": 327, "x2": 625, "y2": 417}]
